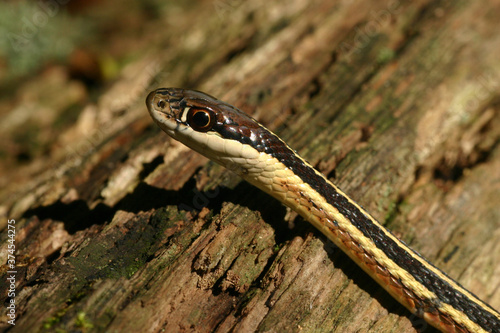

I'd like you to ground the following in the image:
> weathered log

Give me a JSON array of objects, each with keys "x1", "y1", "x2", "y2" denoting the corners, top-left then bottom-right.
[{"x1": 1, "y1": 1, "x2": 499, "y2": 332}]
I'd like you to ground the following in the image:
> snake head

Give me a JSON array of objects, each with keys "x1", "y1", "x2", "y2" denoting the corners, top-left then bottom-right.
[
  {"x1": 146, "y1": 88, "x2": 217, "y2": 136},
  {"x1": 146, "y1": 88, "x2": 274, "y2": 171}
]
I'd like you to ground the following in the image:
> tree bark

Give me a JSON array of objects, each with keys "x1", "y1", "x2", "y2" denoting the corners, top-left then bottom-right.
[{"x1": 1, "y1": 0, "x2": 500, "y2": 332}]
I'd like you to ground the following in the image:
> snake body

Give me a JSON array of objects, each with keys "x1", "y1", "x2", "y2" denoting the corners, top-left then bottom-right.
[{"x1": 146, "y1": 88, "x2": 500, "y2": 333}]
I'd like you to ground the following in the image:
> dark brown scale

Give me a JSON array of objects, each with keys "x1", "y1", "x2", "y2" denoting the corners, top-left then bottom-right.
[{"x1": 389, "y1": 275, "x2": 403, "y2": 289}]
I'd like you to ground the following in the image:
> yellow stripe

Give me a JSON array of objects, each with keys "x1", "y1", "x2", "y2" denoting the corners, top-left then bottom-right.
[{"x1": 239, "y1": 151, "x2": 490, "y2": 333}]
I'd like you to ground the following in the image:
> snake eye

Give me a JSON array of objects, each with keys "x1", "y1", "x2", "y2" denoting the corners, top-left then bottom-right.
[{"x1": 187, "y1": 108, "x2": 216, "y2": 132}]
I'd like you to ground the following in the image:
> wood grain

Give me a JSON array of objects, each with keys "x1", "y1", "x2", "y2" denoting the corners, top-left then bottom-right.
[{"x1": 1, "y1": 0, "x2": 499, "y2": 332}]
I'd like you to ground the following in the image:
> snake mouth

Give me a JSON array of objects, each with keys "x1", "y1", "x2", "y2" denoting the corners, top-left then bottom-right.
[
  {"x1": 146, "y1": 89, "x2": 180, "y2": 121},
  {"x1": 146, "y1": 88, "x2": 194, "y2": 138}
]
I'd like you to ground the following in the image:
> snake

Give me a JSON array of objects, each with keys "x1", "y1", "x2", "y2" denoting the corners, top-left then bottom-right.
[{"x1": 146, "y1": 88, "x2": 500, "y2": 333}]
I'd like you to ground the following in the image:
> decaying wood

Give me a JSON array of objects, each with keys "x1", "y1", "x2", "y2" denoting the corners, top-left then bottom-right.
[{"x1": 1, "y1": 0, "x2": 500, "y2": 332}]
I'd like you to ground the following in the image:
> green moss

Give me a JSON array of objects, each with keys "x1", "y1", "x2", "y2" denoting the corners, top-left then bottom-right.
[
  {"x1": 43, "y1": 316, "x2": 60, "y2": 329},
  {"x1": 75, "y1": 311, "x2": 94, "y2": 329},
  {"x1": 40, "y1": 206, "x2": 200, "y2": 331},
  {"x1": 126, "y1": 260, "x2": 143, "y2": 278},
  {"x1": 42, "y1": 308, "x2": 67, "y2": 329},
  {"x1": 377, "y1": 47, "x2": 395, "y2": 64}
]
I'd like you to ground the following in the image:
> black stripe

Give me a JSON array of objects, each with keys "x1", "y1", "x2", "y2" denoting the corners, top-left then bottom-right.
[{"x1": 226, "y1": 123, "x2": 500, "y2": 332}]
